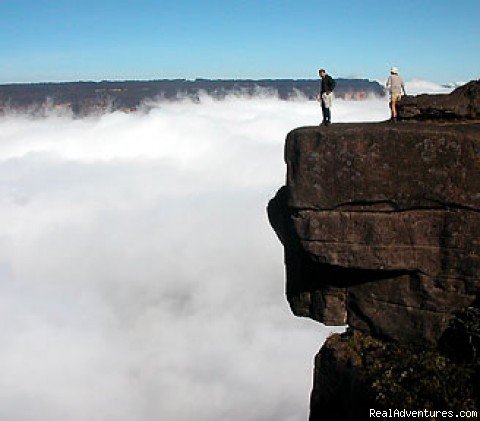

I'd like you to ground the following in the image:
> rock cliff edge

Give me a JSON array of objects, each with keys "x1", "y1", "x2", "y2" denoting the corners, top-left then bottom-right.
[{"x1": 268, "y1": 82, "x2": 480, "y2": 420}]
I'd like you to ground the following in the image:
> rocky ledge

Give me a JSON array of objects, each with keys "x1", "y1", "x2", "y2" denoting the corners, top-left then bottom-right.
[
  {"x1": 398, "y1": 80, "x2": 480, "y2": 121},
  {"x1": 268, "y1": 83, "x2": 480, "y2": 420}
]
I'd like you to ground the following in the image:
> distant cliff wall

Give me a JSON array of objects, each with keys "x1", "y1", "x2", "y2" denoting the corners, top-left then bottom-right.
[{"x1": 0, "y1": 78, "x2": 385, "y2": 115}]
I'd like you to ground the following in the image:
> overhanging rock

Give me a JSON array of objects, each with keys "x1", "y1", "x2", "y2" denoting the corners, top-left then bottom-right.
[{"x1": 268, "y1": 122, "x2": 480, "y2": 345}]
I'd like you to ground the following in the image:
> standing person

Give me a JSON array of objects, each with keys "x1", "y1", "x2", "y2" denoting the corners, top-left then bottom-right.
[
  {"x1": 386, "y1": 66, "x2": 406, "y2": 122},
  {"x1": 318, "y1": 69, "x2": 336, "y2": 126}
]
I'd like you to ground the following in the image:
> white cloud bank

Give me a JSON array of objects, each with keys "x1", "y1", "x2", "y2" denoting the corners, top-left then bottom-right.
[
  {"x1": 0, "y1": 94, "x2": 392, "y2": 421},
  {"x1": 404, "y1": 78, "x2": 456, "y2": 95},
  {"x1": 375, "y1": 77, "x2": 460, "y2": 96}
]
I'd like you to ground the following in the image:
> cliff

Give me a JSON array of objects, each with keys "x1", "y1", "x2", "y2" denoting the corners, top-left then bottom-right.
[{"x1": 268, "y1": 82, "x2": 480, "y2": 420}]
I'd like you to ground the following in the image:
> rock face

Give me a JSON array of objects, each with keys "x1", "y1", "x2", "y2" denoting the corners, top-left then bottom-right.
[
  {"x1": 267, "y1": 95, "x2": 480, "y2": 419},
  {"x1": 398, "y1": 80, "x2": 480, "y2": 120},
  {"x1": 269, "y1": 122, "x2": 480, "y2": 345}
]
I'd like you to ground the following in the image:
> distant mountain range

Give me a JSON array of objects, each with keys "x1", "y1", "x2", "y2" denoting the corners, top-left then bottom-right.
[{"x1": 0, "y1": 78, "x2": 385, "y2": 115}]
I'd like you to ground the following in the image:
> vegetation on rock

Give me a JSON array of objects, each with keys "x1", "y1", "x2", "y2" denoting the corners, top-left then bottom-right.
[{"x1": 340, "y1": 307, "x2": 480, "y2": 412}]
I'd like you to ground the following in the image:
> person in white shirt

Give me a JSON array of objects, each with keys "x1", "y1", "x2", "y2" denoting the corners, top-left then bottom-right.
[{"x1": 386, "y1": 66, "x2": 406, "y2": 122}]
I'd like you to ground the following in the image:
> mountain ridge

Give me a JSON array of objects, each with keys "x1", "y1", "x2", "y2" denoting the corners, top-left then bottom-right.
[{"x1": 0, "y1": 78, "x2": 384, "y2": 115}]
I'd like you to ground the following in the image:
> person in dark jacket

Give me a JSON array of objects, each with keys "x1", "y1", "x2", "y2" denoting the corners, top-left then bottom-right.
[{"x1": 319, "y1": 69, "x2": 336, "y2": 125}]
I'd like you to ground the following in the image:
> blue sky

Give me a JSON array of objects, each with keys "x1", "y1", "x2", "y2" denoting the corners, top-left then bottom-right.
[{"x1": 0, "y1": 0, "x2": 479, "y2": 84}]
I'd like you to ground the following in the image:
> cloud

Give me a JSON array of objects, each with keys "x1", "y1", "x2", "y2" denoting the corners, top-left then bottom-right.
[
  {"x1": 375, "y1": 77, "x2": 461, "y2": 96},
  {"x1": 0, "y1": 94, "x2": 389, "y2": 420},
  {"x1": 404, "y1": 78, "x2": 456, "y2": 95}
]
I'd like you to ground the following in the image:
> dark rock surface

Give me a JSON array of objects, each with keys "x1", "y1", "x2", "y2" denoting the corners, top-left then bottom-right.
[
  {"x1": 269, "y1": 122, "x2": 480, "y2": 345},
  {"x1": 310, "y1": 327, "x2": 480, "y2": 420},
  {"x1": 308, "y1": 332, "x2": 373, "y2": 421},
  {"x1": 267, "y1": 93, "x2": 480, "y2": 418},
  {"x1": 398, "y1": 80, "x2": 480, "y2": 121}
]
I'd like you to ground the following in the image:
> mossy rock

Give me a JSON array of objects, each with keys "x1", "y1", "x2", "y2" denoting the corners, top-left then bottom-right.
[{"x1": 339, "y1": 311, "x2": 480, "y2": 412}]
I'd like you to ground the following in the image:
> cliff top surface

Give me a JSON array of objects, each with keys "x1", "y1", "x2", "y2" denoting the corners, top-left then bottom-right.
[{"x1": 285, "y1": 121, "x2": 480, "y2": 212}]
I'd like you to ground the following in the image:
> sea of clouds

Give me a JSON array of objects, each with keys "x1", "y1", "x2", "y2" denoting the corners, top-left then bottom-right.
[{"x1": 0, "y1": 80, "x2": 452, "y2": 421}]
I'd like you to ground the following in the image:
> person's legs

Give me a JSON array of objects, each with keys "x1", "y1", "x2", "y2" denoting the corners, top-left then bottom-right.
[
  {"x1": 321, "y1": 99, "x2": 331, "y2": 125},
  {"x1": 321, "y1": 99, "x2": 327, "y2": 124},
  {"x1": 325, "y1": 107, "x2": 331, "y2": 125},
  {"x1": 390, "y1": 92, "x2": 401, "y2": 121}
]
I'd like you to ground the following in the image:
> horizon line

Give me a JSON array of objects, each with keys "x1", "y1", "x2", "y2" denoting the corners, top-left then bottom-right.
[{"x1": 0, "y1": 77, "x2": 380, "y2": 86}]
